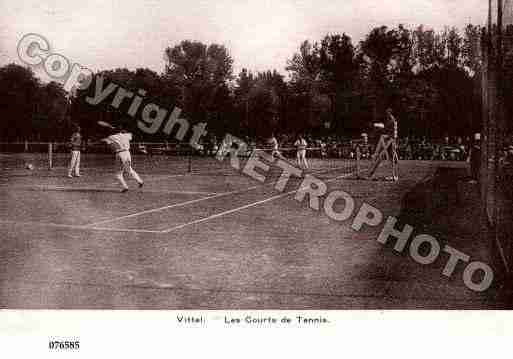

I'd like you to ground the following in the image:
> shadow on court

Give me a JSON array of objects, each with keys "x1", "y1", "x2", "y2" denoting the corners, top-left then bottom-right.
[
  {"x1": 0, "y1": 158, "x2": 510, "y2": 309},
  {"x1": 385, "y1": 165, "x2": 513, "y2": 308}
]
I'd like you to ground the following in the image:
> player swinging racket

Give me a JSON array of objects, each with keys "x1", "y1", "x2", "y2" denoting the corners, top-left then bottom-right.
[
  {"x1": 368, "y1": 108, "x2": 399, "y2": 181},
  {"x1": 294, "y1": 134, "x2": 309, "y2": 169},
  {"x1": 101, "y1": 125, "x2": 144, "y2": 193}
]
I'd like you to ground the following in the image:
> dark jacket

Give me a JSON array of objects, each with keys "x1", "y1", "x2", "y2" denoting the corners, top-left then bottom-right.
[{"x1": 70, "y1": 132, "x2": 82, "y2": 151}]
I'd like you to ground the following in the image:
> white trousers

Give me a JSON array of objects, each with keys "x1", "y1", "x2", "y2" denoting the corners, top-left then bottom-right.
[
  {"x1": 68, "y1": 150, "x2": 81, "y2": 176},
  {"x1": 116, "y1": 151, "x2": 143, "y2": 189},
  {"x1": 297, "y1": 150, "x2": 308, "y2": 169}
]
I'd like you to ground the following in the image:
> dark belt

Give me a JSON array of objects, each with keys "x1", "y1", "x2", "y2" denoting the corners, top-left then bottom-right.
[{"x1": 116, "y1": 149, "x2": 129, "y2": 154}]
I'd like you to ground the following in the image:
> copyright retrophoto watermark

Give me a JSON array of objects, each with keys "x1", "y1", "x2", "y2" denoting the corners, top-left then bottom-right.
[{"x1": 2, "y1": 1, "x2": 512, "y2": 357}]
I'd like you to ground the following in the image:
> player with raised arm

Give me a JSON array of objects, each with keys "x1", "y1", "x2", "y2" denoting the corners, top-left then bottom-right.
[
  {"x1": 101, "y1": 125, "x2": 144, "y2": 193},
  {"x1": 368, "y1": 108, "x2": 399, "y2": 181}
]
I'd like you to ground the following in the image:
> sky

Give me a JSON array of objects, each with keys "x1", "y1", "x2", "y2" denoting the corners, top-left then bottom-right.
[{"x1": 0, "y1": 0, "x2": 489, "y2": 81}]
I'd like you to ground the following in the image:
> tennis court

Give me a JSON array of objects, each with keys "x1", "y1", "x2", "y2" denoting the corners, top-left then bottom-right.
[{"x1": 0, "y1": 152, "x2": 505, "y2": 309}]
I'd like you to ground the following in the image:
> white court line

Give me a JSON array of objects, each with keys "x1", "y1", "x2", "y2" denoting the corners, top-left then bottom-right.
[
  {"x1": 162, "y1": 172, "x2": 355, "y2": 233},
  {"x1": 89, "y1": 226, "x2": 164, "y2": 234},
  {"x1": 84, "y1": 185, "x2": 261, "y2": 227},
  {"x1": 84, "y1": 163, "x2": 356, "y2": 228},
  {"x1": 0, "y1": 219, "x2": 164, "y2": 234},
  {"x1": 0, "y1": 167, "x2": 356, "y2": 235},
  {"x1": 129, "y1": 173, "x2": 189, "y2": 182},
  {"x1": 160, "y1": 190, "x2": 218, "y2": 195}
]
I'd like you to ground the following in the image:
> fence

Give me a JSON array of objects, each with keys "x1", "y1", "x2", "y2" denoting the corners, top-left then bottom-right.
[{"x1": 481, "y1": 0, "x2": 513, "y2": 275}]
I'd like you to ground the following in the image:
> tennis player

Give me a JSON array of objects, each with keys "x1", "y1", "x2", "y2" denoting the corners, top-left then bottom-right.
[
  {"x1": 102, "y1": 127, "x2": 144, "y2": 192},
  {"x1": 294, "y1": 134, "x2": 308, "y2": 169},
  {"x1": 269, "y1": 134, "x2": 279, "y2": 157},
  {"x1": 268, "y1": 134, "x2": 286, "y2": 160},
  {"x1": 383, "y1": 108, "x2": 399, "y2": 181},
  {"x1": 68, "y1": 125, "x2": 82, "y2": 178},
  {"x1": 368, "y1": 108, "x2": 399, "y2": 181}
]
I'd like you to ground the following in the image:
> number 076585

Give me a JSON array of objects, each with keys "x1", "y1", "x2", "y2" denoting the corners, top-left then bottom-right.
[{"x1": 48, "y1": 341, "x2": 80, "y2": 350}]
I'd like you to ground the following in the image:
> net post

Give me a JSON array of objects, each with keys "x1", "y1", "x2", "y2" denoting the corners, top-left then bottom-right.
[
  {"x1": 24, "y1": 140, "x2": 29, "y2": 152},
  {"x1": 48, "y1": 142, "x2": 53, "y2": 170}
]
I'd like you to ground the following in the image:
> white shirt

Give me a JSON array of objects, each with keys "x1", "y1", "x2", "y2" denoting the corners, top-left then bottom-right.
[
  {"x1": 104, "y1": 133, "x2": 133, "y2": 153},
  {"x1": 295, "y1": 139, "x2": 307, "y2": 151},
  {"x1": 385, "y1": 113, "x2": 398, "y2": 139},
  {"x1": 269, "y1": 137, "x2": 278, "y2": 151}
]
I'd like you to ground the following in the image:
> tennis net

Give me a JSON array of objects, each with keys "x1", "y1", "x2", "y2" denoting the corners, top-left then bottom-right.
[
  {"x1": 0, "y1": 141, "x2": 194, "y2": 174},
  {"x1": 190, "y1": 145, "x2": 364, "y2": 180},
  {"x1": 0, "y1": 141, "x2": 364, "y2": 180}
]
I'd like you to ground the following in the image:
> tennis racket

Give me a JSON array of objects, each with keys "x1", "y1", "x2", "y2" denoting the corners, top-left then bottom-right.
[{"x1": 97, "y1": 120, "x2": 116, "y2": 130}]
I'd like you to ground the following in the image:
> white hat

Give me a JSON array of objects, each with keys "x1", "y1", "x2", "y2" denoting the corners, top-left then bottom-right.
[{"x1": 474, "y1": 133, "x2": 481, "y2": 141}]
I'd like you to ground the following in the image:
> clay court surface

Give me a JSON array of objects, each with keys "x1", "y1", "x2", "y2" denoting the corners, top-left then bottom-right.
[{"x1": 0, "y1": 154, "x2": 506, "y2": 309}]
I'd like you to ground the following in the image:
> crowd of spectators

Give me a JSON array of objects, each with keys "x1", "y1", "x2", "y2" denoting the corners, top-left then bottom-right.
[
  {"x1": 131, "y1": 133, "x2": 512, "y2": 168},
  {"x1": 208, "y1": 134, "x2": 479, "y2": 162},
  {"x1": 397, "y1": 136, "x2": 470, "y2": 161}
]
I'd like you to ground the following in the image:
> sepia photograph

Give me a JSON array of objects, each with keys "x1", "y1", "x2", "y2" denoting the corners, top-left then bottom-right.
[{"x1": 1, "y1": 0, "x2": 513, "y2": 354}]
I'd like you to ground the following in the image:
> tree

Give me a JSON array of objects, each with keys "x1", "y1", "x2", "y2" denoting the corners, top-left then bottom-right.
[
  {"x1": 462, "y1": 24, "x2": 483, "y2": 76},
  {"x1": 286, "y1": 40, "x2": 323, "y2": 129},
  {"x1": 0, "y1": 64, "x2": 40, "y2": 140},
  {"x1": 36, "y1": 81, "x2": 69, "y2": 140},
  {"x1": 413, "y1": 26, "x2": 436, "y2": 71},
  {"x1": 164, "y1": 40, "x2": 234, "y2": 124},
  {"x1": 68, "y1": 67, "x2": 183, "y2": 140},
  {"x1": 319, "y1": 33, "x2": 361, "y2": 131},
  {"x1": 234, "y1": 68, "x2": 256, "y2": 132},
  {"x1": 446, "y1": 27, "x2": 463, "y2": 67},
  {"x1": 233, "y1": 69, "x2": 288, "y2": 137},
  {"x1": 360, "y1": 25, "x2": 413, "y2": 120}
]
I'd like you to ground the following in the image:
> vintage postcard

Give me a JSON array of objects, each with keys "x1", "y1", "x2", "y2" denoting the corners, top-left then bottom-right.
[{"x1": 0, "y1": 0, "x2": 511, "y2": 356}]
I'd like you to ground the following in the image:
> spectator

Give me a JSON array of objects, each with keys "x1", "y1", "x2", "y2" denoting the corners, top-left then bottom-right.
[{"x1": 468, "y1": 133, "x2": 481, "y2": 183}]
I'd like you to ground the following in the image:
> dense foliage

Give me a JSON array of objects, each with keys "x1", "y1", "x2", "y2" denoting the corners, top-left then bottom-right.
[{"x1": 0, "y1": 24, "x2": 497, "y2": 142}]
